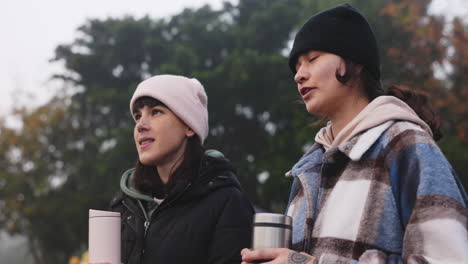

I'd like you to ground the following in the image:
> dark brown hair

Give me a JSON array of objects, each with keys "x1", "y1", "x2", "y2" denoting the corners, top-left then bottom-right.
[
  {"x1": 336, "y1": 59, "x2": 442, "y2": 141},
  {"x1": 132, "y1": 96, "x2": 205, "y2": 198}
]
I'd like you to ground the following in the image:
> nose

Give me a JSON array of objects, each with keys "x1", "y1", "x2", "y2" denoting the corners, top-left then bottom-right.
[
  {"x1": 136, "y1": 116, "x2": 150, "y2": 132},
  {"x1": 294, "y1": 64, "x2": 309, "y2": 84}
]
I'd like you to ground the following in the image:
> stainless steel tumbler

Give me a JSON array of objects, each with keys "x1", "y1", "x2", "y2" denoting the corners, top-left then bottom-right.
[{"x1": 251, "y1": 213, "x2": 292, "y2": 249}]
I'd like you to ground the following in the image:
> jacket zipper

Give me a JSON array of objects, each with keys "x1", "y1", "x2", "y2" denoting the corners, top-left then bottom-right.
[
  {"x1": 143, "y1": 220, "x2": 150, "y2": 236},
  {"x1": 142, "y1": 182, "x2": 192, "y2": 238},
  {"x1": 134, "y1": 200, "x2": 152, "y2": 237}
]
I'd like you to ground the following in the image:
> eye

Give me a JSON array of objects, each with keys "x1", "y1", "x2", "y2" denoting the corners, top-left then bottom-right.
[
  {"x1": 308, "y1": 56, "x2": 318, "y2": 63},
  {"x1": 152, "y1": 108, "x2": 163, "y2": 115},
  {"x1": 133, "y1": 113, "x2": 141, "y2": 120}
]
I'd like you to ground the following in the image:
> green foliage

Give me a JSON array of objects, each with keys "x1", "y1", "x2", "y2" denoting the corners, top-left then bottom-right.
[
  {"x1": 439, "y1": 135, "x2": 468, "y2": 188},
  {"x1": 1, "y1": 0, "x2": 467, "y2": 263}
]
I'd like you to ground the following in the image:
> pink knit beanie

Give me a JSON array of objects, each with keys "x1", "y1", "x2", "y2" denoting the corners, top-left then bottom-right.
[{"x1": 130, "y1": 75, "x2": 209, "y2": 144}]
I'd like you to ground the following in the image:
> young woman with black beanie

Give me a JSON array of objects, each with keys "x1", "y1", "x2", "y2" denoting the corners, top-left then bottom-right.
[
  {"x1": 241, "y1": 3, "x2": 467, "y2": 264},
  {"x1": 109, "y1": 75, "x2": 254, "y2": 264}
]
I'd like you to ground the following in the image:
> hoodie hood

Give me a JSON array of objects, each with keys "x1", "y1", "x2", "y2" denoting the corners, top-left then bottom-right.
[
  {"x1": 120, "y1": 169, "x2": 154, "y2": 202},
  {"x1": 120, "y1": 150, "x2": 240, "y2": 203},
  {"x1": 315, "y1": 96, "x2": 433, "y2": 151}
]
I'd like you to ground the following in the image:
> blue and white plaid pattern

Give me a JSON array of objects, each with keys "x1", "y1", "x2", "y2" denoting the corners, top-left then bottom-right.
[{"x1": 286, "y1": 121, "x2": 468, "y2": 263}]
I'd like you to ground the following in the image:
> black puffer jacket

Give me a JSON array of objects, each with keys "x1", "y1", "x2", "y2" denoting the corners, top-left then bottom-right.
[{"x1": 110, "y1": 152, "x2": 254, "y2": 264}]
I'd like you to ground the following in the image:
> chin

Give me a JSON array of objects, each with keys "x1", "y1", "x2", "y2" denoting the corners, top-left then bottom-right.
[
  {"x1": 305, "y1": 102, "x2": 324, "y2": 116},
  {"x1": 306, "y1": 106, "x2": 318, "y2": 115},
  {"x1": 138, "y1": 155, "x2": 158, "y2": 166},
  {"x1": 139, "y1": 160, "x2": 154, "y2": 166}
]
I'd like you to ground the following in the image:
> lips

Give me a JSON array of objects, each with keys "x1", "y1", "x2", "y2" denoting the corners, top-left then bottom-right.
[
  {"x1": 139, "y1": 137, "x2": 155, "y2": 147},
  {"x1": 299, "y1": 87, "x2": 315, "y2": 97}
]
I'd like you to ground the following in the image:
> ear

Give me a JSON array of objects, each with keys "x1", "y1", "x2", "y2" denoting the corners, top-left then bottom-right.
[
  {"x1": 355, "y1": 64, "x2": 363, "y2": 75},
  {"x1": 185, "y1": 127, "x2": 195, "y2": 137}
]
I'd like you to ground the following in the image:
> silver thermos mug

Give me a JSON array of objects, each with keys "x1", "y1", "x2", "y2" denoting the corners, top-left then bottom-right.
[{"x1": 251, "y1": 213, "x2": 293, "y2": 249}]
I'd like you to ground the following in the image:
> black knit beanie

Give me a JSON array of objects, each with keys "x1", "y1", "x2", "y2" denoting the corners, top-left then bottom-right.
[{"x1": 288, "y1": 3, "x2": 380, "y2": 80}]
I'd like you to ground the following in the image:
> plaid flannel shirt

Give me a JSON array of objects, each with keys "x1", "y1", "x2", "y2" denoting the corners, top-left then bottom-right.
[{"x1": 286, "y1": 120, "x2": 468, "y2": 263}]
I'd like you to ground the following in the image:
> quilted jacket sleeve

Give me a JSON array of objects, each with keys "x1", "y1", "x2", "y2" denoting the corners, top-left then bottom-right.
[{"x1": 207, "y1": 186, "x2": 254, "y2": 264}]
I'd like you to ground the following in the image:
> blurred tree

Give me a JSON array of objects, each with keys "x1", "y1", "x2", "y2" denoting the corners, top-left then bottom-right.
[
  {"x1": 1, "y1": 0, "x2": 467, "y2": 263},
  {"x1": 379, "y1": 0, "x2": 468, "y2": 187},
  {"x1": 441, "y1": 17, "x2": 468, "y2": 188},
  {"x1": 447, "y1": 18, "x2": 468, "y2": 142},
  {"x1": 0, "y1": 97, "x2": 88, "y2": 264}
]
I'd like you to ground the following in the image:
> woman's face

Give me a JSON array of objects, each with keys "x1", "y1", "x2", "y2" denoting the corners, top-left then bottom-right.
[
  {"x1": 294, "y1": 51, "x2": 352, "y2": 117},
  {"x1": 133, "y1": 104, "x2": 194, "y2": 167}
]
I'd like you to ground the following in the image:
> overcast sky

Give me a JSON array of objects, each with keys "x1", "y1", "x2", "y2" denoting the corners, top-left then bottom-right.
[
  {"x1": 0, "y1": 0, "x2": 466, "y2": 123},
  {"x1": 0, "y1": 0, "x2": 235, "y2": 119}
]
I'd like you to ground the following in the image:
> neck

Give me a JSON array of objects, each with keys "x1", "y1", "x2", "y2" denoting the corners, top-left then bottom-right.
[
  {"x1": 156, "y1": 143, "x2": 187, "y2": 184},
  {"x1": 157, "y1": 164, "x2": 176, "y2": 184},
  {"x1": 329, "y1": 94, "x2": 369, "y2": 138}
]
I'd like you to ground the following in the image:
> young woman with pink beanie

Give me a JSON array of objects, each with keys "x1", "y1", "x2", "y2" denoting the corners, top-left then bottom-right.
[{"x1": 110, "y1": 74, "x2": 253, "y2": 264}]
